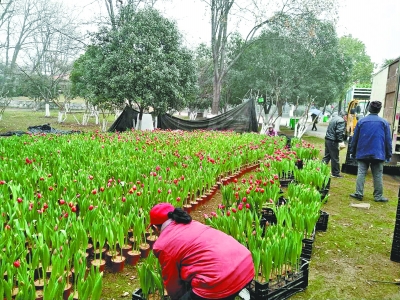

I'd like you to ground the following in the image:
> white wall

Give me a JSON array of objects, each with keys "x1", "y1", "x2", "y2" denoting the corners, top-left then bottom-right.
[{"x1": 371, "y1": 66, "x2": 389, "y2": 118}]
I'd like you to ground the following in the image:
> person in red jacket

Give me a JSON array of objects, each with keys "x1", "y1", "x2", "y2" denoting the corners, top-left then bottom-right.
[{"x1": 149, "y1": 203, "x2": 254, "y2": 300}]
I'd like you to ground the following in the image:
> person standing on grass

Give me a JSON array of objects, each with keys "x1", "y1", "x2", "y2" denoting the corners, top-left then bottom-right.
[
  {"x1": 349, "y1": 101, "x2": 392, "y2": 202},
  {"x1": 149, "y1": 203, "x2": 254, "y2": 300},
  {"x1": 322, "y1": 111, "x2": 346, "y2": 178}
]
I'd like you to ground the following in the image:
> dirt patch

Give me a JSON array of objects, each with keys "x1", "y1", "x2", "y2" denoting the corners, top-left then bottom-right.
[{"x1": 190, "y1": 192, "x2": 223, "y2": 223}]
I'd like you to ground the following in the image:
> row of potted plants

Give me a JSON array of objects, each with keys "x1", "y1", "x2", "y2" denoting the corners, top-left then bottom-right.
[
  {"x1": 1, "y1": 131, "x2": 291, "y2": 299},
  {"x1": 1, "y1": 130, "x2": 326, "y2": 299}
]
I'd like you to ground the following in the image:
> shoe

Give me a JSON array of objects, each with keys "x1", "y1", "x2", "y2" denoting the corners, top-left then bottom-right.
[
  {"x1": 350, "y1": 193, "x2": 363, "y2": 200},
  {"x1": 374, "y1": 198, "x2": 388, "y2": 202},
  {"x1": 331, "y1": 174, "x2": 344, "y2": 178}
]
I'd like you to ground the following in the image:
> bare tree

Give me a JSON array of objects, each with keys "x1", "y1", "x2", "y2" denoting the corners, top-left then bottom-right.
[
  {"x1": 201, "y1": 0, "x2": 338, "y2": 115},
  {"x1": 22, "y1": 1, "x2": 83, "y2": 118}
]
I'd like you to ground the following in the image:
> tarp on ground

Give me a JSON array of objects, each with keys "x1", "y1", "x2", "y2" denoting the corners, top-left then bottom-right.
[
  {"x1": 157, "y1": 99, "x2": 258, "y2": 133},
  {"x1": 0, "y1": 124, "x2": 81, "y2": 137},
  {"x1": 108, "y1": 106, "x2": 139, "y2": 132}
]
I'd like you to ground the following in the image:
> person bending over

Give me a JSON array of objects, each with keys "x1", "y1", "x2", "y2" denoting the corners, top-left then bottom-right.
[{"x1": 149, "y1": 203, "x2": 254, "y2": 300}]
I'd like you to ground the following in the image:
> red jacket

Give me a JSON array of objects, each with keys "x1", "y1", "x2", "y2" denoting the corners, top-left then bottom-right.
[{"x1": 152, "y1": 220, "x2": 254, "y2": 299}]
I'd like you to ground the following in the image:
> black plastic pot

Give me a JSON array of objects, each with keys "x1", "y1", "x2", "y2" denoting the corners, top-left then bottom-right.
[
  {"x1": 316, "y1": 211, "x2": 329, "y2": 232},
  {"x1": 246, "y1": 258, "x2": 309, "y2": 300}
]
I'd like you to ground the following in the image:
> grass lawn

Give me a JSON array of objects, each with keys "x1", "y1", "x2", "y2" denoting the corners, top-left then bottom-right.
[{"x1": 1, "y1": 109, "x2": 400, "y2": 300}]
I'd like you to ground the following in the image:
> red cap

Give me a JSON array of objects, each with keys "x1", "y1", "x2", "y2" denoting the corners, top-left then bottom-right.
[{"x1": 149, "y1": 203, "x2": 174, "y2": 226}]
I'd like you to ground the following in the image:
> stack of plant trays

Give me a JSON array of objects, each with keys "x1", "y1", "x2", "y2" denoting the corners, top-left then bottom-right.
[{"x1": 390, "y1": 187, "x2": 400, "y2": 263}]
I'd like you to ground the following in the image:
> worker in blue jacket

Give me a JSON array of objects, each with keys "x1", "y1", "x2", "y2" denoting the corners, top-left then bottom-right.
[{"x1": 349, "y1": 101, "x2": 392, "y2": 202}]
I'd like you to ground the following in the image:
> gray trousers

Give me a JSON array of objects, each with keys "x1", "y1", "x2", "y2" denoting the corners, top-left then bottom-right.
[
  {"x1": 322, "y1": 139, "x2": 340, "y2": 176},
  {"x1": 355, "y1": 160, "x2": 384, "y2": 200}
]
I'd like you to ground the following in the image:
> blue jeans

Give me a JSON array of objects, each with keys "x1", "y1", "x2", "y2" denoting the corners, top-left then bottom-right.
[{"x1": 355, "y1": 160, "x2": 384, "y2": 200}]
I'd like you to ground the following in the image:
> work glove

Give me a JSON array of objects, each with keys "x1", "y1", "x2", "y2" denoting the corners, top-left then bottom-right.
[
  {"x1": 349, "y1": 154, "x2": 354, "y2": 159},
  {"x1": 338, "y1": 142, "x2": 346, "y2": 150}
]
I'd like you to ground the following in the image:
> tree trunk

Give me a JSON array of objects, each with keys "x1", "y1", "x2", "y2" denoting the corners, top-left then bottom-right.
[
  {"x1": 136, "y1": 109, "x2": 144, "y2": 130},
  {"x1": 45, "y1": 103, "x2": 50, "y2": 117},
  {"x1": 211, "y1": 76, "x2": 221, "y2": 115}
]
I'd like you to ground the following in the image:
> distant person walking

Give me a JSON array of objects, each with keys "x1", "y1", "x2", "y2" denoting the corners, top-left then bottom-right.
[
  {"x1": 311, "y1": 113, "x2": 318, "y2": 131},
  {"x1": 322, "y1": 111, "x2": 346, "y2": 178},
  {"x1": 349, "y1": 101, "x2": 392, "y2": 202}
]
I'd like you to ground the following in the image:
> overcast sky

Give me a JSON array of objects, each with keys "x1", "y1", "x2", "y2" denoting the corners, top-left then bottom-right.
[
  {"x1": 336, "y1": 0, "x2": 400, "y2": 68},
  {"x1": 70, "y1": 0, "x2": 400, "y2": 68}
]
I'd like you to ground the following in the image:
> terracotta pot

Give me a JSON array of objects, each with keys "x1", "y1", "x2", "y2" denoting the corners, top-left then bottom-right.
[
  {"x1": 12, "y1": 287, "x2": 19, "y2": 299},
  {"x1": 73, "y1": 291, "x2": 79, "y2": 300},
  {"x1": 86, "y1": 243, "x2": 94, "y2": 256},
  {"x1": 183, "y1": 204, "x2": 192, "y2": 214},
  {"x1": 201, "y1": 195, "x2": 208, "y2": 202},
  {"x1": 33, "y1": 267, "x2": 43, "y2": 280},
  {"x1": 107, "y1": 241, "x2": 119, "y2": 251},
  {"x1": 84, "y1": 251, "x2": 90, "y2": 267},
  {"x1": 146, "y1": 235, "x2": 158, "y2": 250},
  {"x1": 110, "y1": 256, "x2": 126, "y2": 273},
  {"x1": 121, "y1": 244, "x2": 133, "y2": 257},
  {"x1": 91, "y1": 259, "x2": 106, "y2": 272},
  {"x1": 105, "y1": 250, "x2": 120, "y2": 266},
  {"x1": 129, "y1": 236, "x2": 136, "y2": 248},
  {"x1": 126, "y1": 250, "x2": 141, "y2": 266},
  {"x1": 45, "y1": 266, "x2": 52, "y2": 278},
  {"x1": 35, "y1": 289, "x2": 44, "y2": 300},
  {"x1": 71, "y1": 266, "x2": 89, "y2": 283},
  {"x1": 139, "y1": 243, "x2": 150, "y2": 259},
  {"x1": 190, "y1": 200, "x2": 198, "y2": 210},
  {"x1": 34, "y1": 278, "x2": 45, "y2": 291},
  {"x1": 63, "y1": 282, "x2": 72, "y2": 300},
  {"x1": 93, "y1": 247, "x2": 107, "y2": 259}
]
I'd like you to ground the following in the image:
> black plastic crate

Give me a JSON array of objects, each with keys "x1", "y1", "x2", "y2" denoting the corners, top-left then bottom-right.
[
  {"x1": 246, "y1": 259, "x2": 309, "y2": 300},
  {"x1": 391, "y1": 197, "x2": 400, "y2": 263},
  {"x1": 132, "y1": 288, "x2": 169, "y2": 300},
  {"x1": 132, "y1": 289, "x2": 145, "y2": 300},
  {"x1": 260, "y1": 208, "x2": 277, "y2": 226},
  {"x1": 300, "y1": 234, "x2": 315, "y2": 261},
  {"x1": 319, "y1": 189, "x2": 329, "y2": 201},
  {"x1": 316, "y1": 211, "x2": 329, "y2": 232}
]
